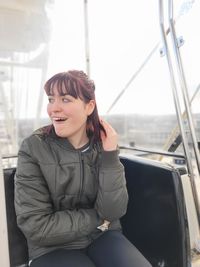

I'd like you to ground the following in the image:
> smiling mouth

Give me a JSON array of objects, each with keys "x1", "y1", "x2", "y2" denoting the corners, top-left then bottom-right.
[{"x1": 52, "y1": 117, "x2": 68, "y2": 122}]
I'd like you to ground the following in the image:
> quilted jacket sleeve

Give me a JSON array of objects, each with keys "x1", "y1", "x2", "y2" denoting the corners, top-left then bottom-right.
[
  {"x1": 14, "y1": 139, "x2": 101, "y2": 247},
  {"x1": 94, "y1": 150, "x2": 128, "y2": 221}
]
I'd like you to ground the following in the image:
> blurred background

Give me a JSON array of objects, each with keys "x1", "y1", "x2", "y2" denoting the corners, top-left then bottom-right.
[{"x1": 0, "y1": 0, "x2": 199, "y2": 158}]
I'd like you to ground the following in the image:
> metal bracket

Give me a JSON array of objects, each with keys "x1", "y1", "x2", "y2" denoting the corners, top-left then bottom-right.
[
  {"x1": 177, "y1": 36, "x2": 185, "y2": 48},
  {"x1": 159, "y1": 47, "x2": 166, "y2": 57}
]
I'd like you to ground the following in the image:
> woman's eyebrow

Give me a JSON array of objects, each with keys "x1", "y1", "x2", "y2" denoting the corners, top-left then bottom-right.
[
  {"x1": 60, "y1": 93, "x2": 69, "y2": 96},
  {"x1": 47, "y1": 92, "x2": 69, "y2": 96}
]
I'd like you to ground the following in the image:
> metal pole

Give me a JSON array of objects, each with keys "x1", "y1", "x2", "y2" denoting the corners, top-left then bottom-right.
[
  {"x1": 34, "y1": 67, "x2": 48, "y2": 130},
  {"x1": 84, "y1": 0, "x2": 90, "y2": 76},
  {"x1": 160, "y1": 83, "x2": 200, "y2": 155},
  {"x1": 106, "y1": 9, "x2": 183, "y2": 114},
  {"x1": 0, "y1": 154, "x2": 10, "y2": 267},
  {"x1": 168, "y1": 0, "x2": 200, "y2": 175},
  {"x1": 0, "y1": 81, "x2": 17, "y2": 154},
  {"x1": 106, "y1": 43, "x2": 159, "y2": 114},
  {"x1": 34, "y1": 48, "x2": 49, "y2": 130},
  {"x1": 159, "y1": 0, "x2": 200, "y2": 225}
]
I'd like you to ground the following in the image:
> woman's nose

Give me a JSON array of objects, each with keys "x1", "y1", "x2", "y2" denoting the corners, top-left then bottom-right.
[{"x1": 51, "y1": 100, "x2": 62, "y2": 112}]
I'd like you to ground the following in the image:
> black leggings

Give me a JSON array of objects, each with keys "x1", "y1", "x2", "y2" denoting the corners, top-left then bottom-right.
[{"x1": 30, "y1": 231, "x2": 152, "y2": 267}]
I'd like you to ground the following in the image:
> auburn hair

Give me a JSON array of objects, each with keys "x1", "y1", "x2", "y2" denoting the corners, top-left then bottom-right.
[{"x1": 44, "y1": 70, "x2": 105, "y2": 143}]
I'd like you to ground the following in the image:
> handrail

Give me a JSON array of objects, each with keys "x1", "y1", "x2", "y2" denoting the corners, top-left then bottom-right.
[
  {"x1": 120, "y1": 145, "x2": 185, "y2": 158},
  {"x1": 168, "y1": 0, "x2": 200, "y2": 175},
  {"x1": 159, "y1": 83, "x2": 200, "y2": 158},
  {"x1": 2, "y1": 154, "x2": 18, "y2": 159},
  {"x1": 159, "y1": 0, "x2": 200, "y2": 225}
]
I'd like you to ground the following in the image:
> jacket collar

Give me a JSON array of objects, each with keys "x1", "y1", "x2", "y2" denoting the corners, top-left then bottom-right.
[{"x1": 47, "y1": 125, "x2": 96, "y2": 152}]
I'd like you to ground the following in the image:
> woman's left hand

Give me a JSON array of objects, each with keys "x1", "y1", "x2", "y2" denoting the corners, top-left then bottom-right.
[{"x1": 100, "y1": 119, "x2": 118, "y2": 151}]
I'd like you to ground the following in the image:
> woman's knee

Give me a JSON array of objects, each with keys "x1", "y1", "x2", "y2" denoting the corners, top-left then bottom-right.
[
  {"x1": 87, "y1": 231, "x2": 152, "y2": 267},
  {"x1": 30, "y1": 249, "x2": 95, "y2": 267}
]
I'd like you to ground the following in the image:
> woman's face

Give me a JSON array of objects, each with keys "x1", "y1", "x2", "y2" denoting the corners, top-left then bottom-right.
[{"x1": 47, "y1": 87, "x2": 95, "y2": 147}]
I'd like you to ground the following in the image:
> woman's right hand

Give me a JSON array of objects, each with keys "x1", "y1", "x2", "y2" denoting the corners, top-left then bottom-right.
[{"x1": 100, "y1": 119, "x2": 118, "y2": 151}]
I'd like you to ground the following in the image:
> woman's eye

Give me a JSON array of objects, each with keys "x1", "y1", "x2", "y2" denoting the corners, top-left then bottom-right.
[
  {"x1": 62, "y1": 98, "x2": 70, "y2": 103},
  {"x1": 48, "y1": 98, "x2": 54, "y2": 103}
]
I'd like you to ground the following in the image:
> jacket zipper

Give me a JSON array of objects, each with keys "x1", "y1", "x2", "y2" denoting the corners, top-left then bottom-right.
[
  {"x1": 77, "y1": 151, "x2": 93, "y2": 244},
  {"x1": 76, "y1": 152, "x2": 84, "y2": 209}
]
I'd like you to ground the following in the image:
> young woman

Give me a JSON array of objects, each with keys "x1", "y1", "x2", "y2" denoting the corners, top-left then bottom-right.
[{"x1": 15, "y1": 70, "x2": 152, "y2": 267}]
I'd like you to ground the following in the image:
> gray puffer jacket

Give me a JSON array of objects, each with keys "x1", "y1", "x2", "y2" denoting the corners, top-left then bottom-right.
[{"x1": 14, "y1": 126, "x2": 128, "y2": 260}]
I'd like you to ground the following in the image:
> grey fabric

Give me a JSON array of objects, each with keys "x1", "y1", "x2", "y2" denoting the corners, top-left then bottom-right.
[{"x1": 15, "y1": 125, "x2": 128, "y2": 261}]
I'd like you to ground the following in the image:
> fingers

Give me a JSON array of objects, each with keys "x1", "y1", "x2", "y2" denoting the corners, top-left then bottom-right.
[
  {"x1": 100, "y1": 118, "x2": 117, "y2": 135},
  {"x1": 99, "y1": 118, "x2": 118, "y2": 151}
]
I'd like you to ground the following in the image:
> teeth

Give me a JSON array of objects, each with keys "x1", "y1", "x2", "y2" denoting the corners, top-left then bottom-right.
[{"x1": 53, "y1": 117, "x2": 67, "y2": 121}]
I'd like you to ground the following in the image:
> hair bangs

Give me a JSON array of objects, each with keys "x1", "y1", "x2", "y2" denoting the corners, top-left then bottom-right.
[{"x1": 44, "y1": 73, "x2": 80, "y2": 98}]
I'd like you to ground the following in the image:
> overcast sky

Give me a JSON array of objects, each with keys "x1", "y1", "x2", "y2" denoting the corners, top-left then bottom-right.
[
  {"x1": 3, "y1": 0, "x2": 198, "y2": 119},
  {"x1": 42, "y1": 0, "x2": 199, "y2": 117}
]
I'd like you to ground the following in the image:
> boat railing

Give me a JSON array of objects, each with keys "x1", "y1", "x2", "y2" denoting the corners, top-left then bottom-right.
[
  {"x1": 159, "y1": 0, "x2": 200, "y2": 225},
  {"x1": 168, "y1": 0, "x2": 200, "y2": 174},
  {"x1": 120, "y1": 145, "x2": 185, "y2": 158}
]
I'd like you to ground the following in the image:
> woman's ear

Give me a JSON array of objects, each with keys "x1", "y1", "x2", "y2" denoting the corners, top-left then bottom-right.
[{"x1": 86, "y1": 100, "x2": 95, "y2": 116}]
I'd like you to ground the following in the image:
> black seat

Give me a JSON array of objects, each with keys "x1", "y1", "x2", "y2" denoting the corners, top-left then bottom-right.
[
  {"x1": 4, "y1": 156, "x2": 189, "y2": 267},
  {"x1": 120, "y1": 156, "x2": 188, "y2": 267},
  {"x1": 4, "y1": 168, "x2": 29, "y2": 267}
]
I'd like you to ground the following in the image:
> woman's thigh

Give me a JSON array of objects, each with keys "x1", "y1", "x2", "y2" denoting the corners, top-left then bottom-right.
[
  {"x1": 30, "y1": 249, "x2": 96, "y2": 267},
  {"x1": 87, "y1": 230, "x2": 152, "y2": 267}
]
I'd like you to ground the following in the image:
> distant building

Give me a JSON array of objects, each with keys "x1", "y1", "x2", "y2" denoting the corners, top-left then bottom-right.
[{"x1": 0, "y1": 114, "x2": 200, "y2": 156}]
